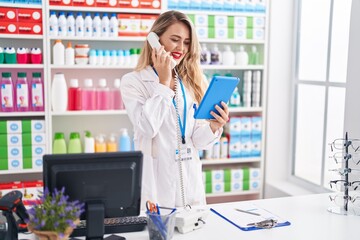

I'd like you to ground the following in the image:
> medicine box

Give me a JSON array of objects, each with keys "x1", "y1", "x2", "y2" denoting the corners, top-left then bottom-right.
[
  {"x1": 239, "y1": 135, "x2": 251, "y2": 157},
  {"x1": 229, "y1": 135, "x2": 240, "y2": 158},
  {"x1": 17, "y1": 8, "x2": 42, "y2": 23},
  {"x1": 0, "y1": 8, "x2": 17, "y2": 22},
  {"x1": 72, "y1": 0, "x2": 96, "y2": 7},
  {"x1": 49, "y1": 0, "x2": 73, "y2": 6},
  {"x1": 201, "y1": 0, "x2": 212, "y2": 9},
  {"x1": 139, "y1": 14, "x2": 158, "y2": 36},
  {"x1": 139, "y1": 0, "x2": 161, "y2": 9},
  {"x1": 250, "y1": 136, "x2": 261, "y2": 157},
  {"x1": 234, "y1": 0, "x2": 246, "y2": 11},
  {"x1": 118, "y1": 14, "x2": 141, "y2": 36},
  {"x1": 96, "y1": 0, "x2": 118, "y2": 7}
]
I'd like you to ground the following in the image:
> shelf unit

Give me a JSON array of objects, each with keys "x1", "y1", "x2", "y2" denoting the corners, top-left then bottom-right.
[{"x1": 0, "y1": 1, "x2": 269, "y2": 204}]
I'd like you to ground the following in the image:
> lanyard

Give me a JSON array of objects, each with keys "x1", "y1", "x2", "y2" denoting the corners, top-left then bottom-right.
[{"x1": 152, "y1": 67, "x2": 187, "y2": 144}]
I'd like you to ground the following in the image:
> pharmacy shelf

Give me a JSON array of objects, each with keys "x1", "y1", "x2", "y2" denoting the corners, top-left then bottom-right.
[
  {"x1": 206, "y1": 190, "x2": 260, "y2": 198},
  {"x1": 200, "y1": 39, "x2": 265, "y2": 44},
  {"x1": 202, "y1": 157, "x2": 261, "y2": 166},
  {"x1": 0, "y1": 3, "x2": 42, "y2": 9},
  {"x1": 0, "y1": 64, "x2": 44, "y2": 69},
  {"x1": 50, "y1": 65, "x2": 134, "y2": 69},
  {"x1": 48, "y1": 36, "x2": 146, "y2": 42},
  {"x1": 48, "y1": 6, "x2": 162, "y2": 14},
  {"x1": 0, "y1": 169, "x2": 42, "y2": 175},
  {"x1": 229, "y1": 107, "x2": 262, "y2": 113},
  {"x1": 0, "y1": 34, "x2": 43, "y2": 39},
  {"x1": 51, "y1": 110, "x2": 127, "y2": 116},
  {"x1": 182, "y1": 9, "x2": 266, "y2": 17},
  {"x1": 0, "y1": 112, "x2": 45, "y2": 117},
  {"x1": 201, "y1": 65, "x2": 264, "y2": 70}
]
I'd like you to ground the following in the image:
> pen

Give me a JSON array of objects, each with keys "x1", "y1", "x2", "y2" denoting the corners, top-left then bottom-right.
[{"x1": 234, "y1": 208, "x2": 261, "y2": 216}]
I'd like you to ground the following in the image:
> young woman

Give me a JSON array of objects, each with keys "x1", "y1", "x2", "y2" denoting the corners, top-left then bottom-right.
[{"x1": 120, "y1": 10, "x2": 229, "y2": 208}]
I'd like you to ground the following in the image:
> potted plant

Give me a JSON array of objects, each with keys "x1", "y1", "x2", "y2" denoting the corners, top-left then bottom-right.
[{"x1": 26, "y1": 187, "x2": 84, "y2": 240}]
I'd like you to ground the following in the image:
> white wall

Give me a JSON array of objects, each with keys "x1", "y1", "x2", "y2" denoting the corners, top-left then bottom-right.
[{"x1": 264, "y1": 0, "x2": 297, "y2": 198}]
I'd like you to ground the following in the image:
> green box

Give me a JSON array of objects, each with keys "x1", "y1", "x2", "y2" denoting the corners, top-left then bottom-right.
[
  {"x1": 22, "y1": 133, "x2": 32, "y2": 146},
  {"x1": 0, "y1": 121, "x2": 7, "y2": 134},
  {"x1": 0, "y1": 146, "x2": 8, "y2": 159},
  {"x1": 0, "y1": 158, "x2": 8, "y2": 170},
  {"x1": 23, "y1": 157, "x2": 32, "y2": 169},
  {"x1": 22, "y1": 120, "x2": 32, "y2": 133},
  {"x1": 22, "y1": 146, "x2": 32, "y2": 158},
  {"x1": 187, "y1": 14, "x2": 195, "y2": 24},
  {"x1": 0, "y1": 134, "x2": 7, "y2": 146}
]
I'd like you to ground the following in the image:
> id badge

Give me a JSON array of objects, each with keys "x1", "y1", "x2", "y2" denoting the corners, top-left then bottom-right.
[{"x1": 175, "y1": 145, "x2": 192, "y2": 161}]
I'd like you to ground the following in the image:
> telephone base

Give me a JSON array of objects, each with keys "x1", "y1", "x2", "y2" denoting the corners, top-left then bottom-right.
[{"x1": 175, "y1": 209, "x2": 209, "y2": 234}]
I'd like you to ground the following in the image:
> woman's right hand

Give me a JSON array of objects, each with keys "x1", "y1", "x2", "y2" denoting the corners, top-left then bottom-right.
[{"x1": 151, "y1": 46, "x2": 173, "y2": 88}]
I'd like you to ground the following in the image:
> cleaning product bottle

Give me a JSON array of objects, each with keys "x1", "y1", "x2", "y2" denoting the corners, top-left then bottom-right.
[
  {"x1": 210, "y1": 44, "x2": 221, "y2": 65},
  {"x1": 118, "y1": 128, "x2": 131, "y2": 151},
  {"x1": 96, "y1": 78, "x2": 110, "y2": 110},
  {"x1": 0, "y1": 72, "x2": 15, "y2": 112},
  {"x1": 66, "y1": 12, "x2": 76, "y2": 37},
  {"x1": 53, "y1": 132, "x2": 67, "y2": 153},
  {"x1": 84, "y1": 12, "x2": 93, "y2": 37},
  {"x1": 53, "y1": 40, "x2": 65, "y2": 65},
  {"x1": 222, "y1": 45, "x2": 235, "y2": 65},
  {"x1": 107, "y1": 134, "x2": 117, "y2": 152},
  {"x1": 67, "y1": 78, "x2": 81, "y2": 111},
  {"x1": 49, "y1": 11, "x2": 58, "y2": 37},
  {"x1": 93, "y1": 13, "x2": 101, "y2": 37},
  {"x1": 101, "y1": 13, "x2": 110, "y2": 37},
  {"x1": 95, "y1": 134, "x2": 107, "y2": 152},
  {"x1": 68, "y1": 132, "x2": 82, "y2": 153},
  {"x1": 84, "y1": 130, "x2": 95, "y2": 153},
  {"x1": 65, "y1": 41, "x2": 75, "y2": 65},
  {"x1": 110, "y1": 78, "x2": 122, "y2": 110},
  {"x1": 15, "y1": 72, "x2": 29, "y2": 112},
  {"x1": 235, "y1": 45, "x2": 249, "y2": 66},
  {"x1": 81, "y1": 78, "x2": 96, "y2": 110},
  {"x1": 230, "y1": 87, "x2": 241, "y2": 107},
  {"x1": 220, "y1": 134, "x2": 228, "y2": 158},
  {"x1": 75, "y1": 12, "x2": 84, "y2": 37},
  {"x1": 200, "y1": 44, "x2": 211, "y2": 65},
  {"x1": 31, "y1": 72, "x2": 44, "y2": 111},
  {"x1": 249, "y1": 45, "x2": 259, "y2": 65},
  {"x1": 51, "y1": 73, "x2": 68, "y2": 112},
  {"x1": 109, "y1": 13, "x2": 118, "y2": 37},
  {"x1": 58, "y1": 11, "x2": 67, "y2": 37}
]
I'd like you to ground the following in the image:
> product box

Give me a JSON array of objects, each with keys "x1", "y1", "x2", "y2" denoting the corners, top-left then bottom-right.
[
  {"x1": 190, "y1": 0, "x2": 201, "y2": 9},
  {"x1": 228, "y1": 181, "x2": 243, "y2": 192},
  {"x1": 205, "y1": 182, "x2": 224, "y2": 193},
  {"x1": 22, "y1": 120, "x2": 46, "y2": 133},
  {"x1": 194, "y1": 14, "x2": 208, "y2": 27},
  {"x1": 229, "y1": 135, "x2": 240, "y2": 158},
  {"x1": 0, "y1": 158, "x2": 7, "y2": 170},
  {"x1": 23, "y1": 145, "x2": 45, "y2": 159},
  {"x1": 22, "y1": 132, "x2": 46, "y2": 145},
  {"x1": 212, "y1": 0, "x2": 224, "y2": 10},
  {"x1": 22, "y1": 180, "x2": 43, "y2": 205},
  {"x1": 32, "y1": 156, "x2": 43, "y2": 170},
  {"x1": 139, "y1": 14, "x2": 158, "y2": 36},
  {"x1": 223, "y1": 168, "x2": 244, "y2": 182},
  {"x1": 234, "y1": 0, "x2": 246, "y2": 11},
  {"x1": 250, "y1": 167, "x2": 260, "y2": 179},
  {"x1": 203, "y1": 170, "x2": 211, "y2": 184},
  {"x1": 250, "y1": 136, "x2": 261, "y2": 157},
  {"x1": 49, "y1": 0, "x2": 73, "y2": 6},
  {"x1": 17, "y1": 22, "x2": 42, "y2": 35},
  {"x1": 118, "y1": 14, "x2": 141, "y2": 36},
  {"x1": 201, "y1": 0, "x2": 212, "y2": 9},
  {"x1": 96, "y1": 0, "x2": 118, "y2": 7},
  {"x1": 245, "y1": 0, "x2": 255, "y2": 12},
  {"x1": 214, "y1": 15, "x2": 228, "y2": 28},
  {"x1": 239, "y1": 117, "x2": 251, "y2": 136},
  {"x1": 0, "y1": 7, "x2": 17, "y2": 22},
  {"x1": 255, "y1": 0, "x2": 266, "y2": 12},
  {"x1": 234, "y1": 28, "x2": 246, "y2": 40},
  {"x1": 223, "y1": 0, "x2": 235, "y2": 10},
  {"x1": 251, "y1": 116, "x2": 262, "y2": 137},
  {"x1": 0, "y1": 21, "x2": 17, "y2": 34},
  {"x1": 17, "y1": 8, "x2": 42, "y2": 23},
  {"x1": 228, "y1": 117, "x2": 241, "y2": 136},
  {"x1": 72, "y1": 0, "x2": 96, "y2": 6},
  {"x1": 251, "y1": 27, "x2": 265, "y2": 40},
  {"x1": 8, "y1": 157, "x2": 22, "y2": 170},
  {"x1": 239, "y1": 136, "x2": 251, "y2": 157},
  {"x1": 168, "y1": 0, "x2": 178, "y2": 9},
  {"x1": 211, "y1": 169, "x2": 224, "y2": 183},
  {"x1": 0, "y1": 181, "x2": 23, "y2": 197},
  {"x1": 178, "y1": 0, "x2": 189, "y2": 9},
  {"x1": 196, "y1": 26, "x2": 208, "y2": 39},
  {"x1": 118, "y1": 0, "x2": 139, "y2": 8},
  {"x1": 0, "y1": 134, "x2": 22, "y2": 146},
  {"x1": 139, "y1": 0, "x2": 161, "y2": 9}
]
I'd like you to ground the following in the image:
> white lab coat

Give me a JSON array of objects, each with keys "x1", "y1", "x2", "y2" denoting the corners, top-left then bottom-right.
[{"x1": 121, "y1": 66, "x2": 221, "y2": 209}]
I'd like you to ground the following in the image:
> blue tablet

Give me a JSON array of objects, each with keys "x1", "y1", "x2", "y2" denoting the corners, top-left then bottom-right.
[{"x1": 194, "y1": 76, "x2": 240, "y2": 119}]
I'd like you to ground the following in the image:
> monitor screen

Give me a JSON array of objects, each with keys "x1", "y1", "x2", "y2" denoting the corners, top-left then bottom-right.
[{"x1": 43, "y1": 151, "x2": 143, "y2": 239}]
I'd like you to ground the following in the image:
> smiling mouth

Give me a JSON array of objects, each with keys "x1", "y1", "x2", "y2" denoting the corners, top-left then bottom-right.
[{"x1": 171, "y1": 52, "x2": 182, "y2": 59}]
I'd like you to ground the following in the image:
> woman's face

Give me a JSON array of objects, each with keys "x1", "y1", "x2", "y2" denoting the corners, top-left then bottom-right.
[{"x1": 159, "y1": 22, "x2": 191, "y2": 65}]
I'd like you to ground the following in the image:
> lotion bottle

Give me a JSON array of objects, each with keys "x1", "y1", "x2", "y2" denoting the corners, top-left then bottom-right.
[
  {"x1": 84, "y1": 130, "x2": 95, "y2": 153},
  {"x1": 235, "y1": 45, "x2": 249, "y2": 66}
]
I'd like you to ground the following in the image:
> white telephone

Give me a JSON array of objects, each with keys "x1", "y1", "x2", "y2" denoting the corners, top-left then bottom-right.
[{"x1": 147, "y1": 32, "x2": 177, "y2": 69}]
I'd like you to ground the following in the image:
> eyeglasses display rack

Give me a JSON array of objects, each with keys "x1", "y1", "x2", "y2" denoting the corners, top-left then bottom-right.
[{"x1": 328, "y1": 132, "x2": 360, "y2": 216}]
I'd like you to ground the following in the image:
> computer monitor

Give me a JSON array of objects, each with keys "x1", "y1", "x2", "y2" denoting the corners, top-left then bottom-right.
[{"x1": 43, "y1": 151, "x2": 143, "y2": 239}]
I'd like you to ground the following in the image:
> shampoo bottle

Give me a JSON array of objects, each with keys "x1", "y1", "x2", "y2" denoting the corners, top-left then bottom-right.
[
  {"x1": 15, "y1": 72, "x2": 29, "y2": 112},
  {"x1": 68, "y1": 132, "x2": 82, "y2": 153},
  {"x1": 95, "y1": 134, "x2": 107, "y2": 152},
  {"x1": 31, "y1": 72, "x2": 44, "y2": 111},
  {"x1": 51, "y1": 73, "x2": 68, "y2": 112},
  {"x1": 53, "y1": 132, "x2": 67, "y2": 153},
  {"x1": 118, "y1": 128, "x2": 131, "y2": 151},
  {"x1": 0, "y1": 72, "x2": 15, "y2": 112},
  {"x1": 84, "y1": 130, "x2": 95, "y2": 153}
]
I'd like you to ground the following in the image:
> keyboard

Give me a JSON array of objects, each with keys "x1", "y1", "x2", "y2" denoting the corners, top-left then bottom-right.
[{"x1": 71, "y1": 216, "x2": 147, "y2": 237}]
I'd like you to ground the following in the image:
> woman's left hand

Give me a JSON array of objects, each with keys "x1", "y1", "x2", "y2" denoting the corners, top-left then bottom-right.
[{"x1": 209, "y1": 101, "x2": 229, "y2": 133}]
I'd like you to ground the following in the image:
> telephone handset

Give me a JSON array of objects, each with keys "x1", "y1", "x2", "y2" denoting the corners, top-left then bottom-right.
[{"x1": 147, "y1": 32, "x2": 177, "y2": 69}]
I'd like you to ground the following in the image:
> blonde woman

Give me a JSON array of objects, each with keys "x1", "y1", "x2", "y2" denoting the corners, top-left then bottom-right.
[{"x1": 121, "y1": 10, "x2": 229, "y2": 208}]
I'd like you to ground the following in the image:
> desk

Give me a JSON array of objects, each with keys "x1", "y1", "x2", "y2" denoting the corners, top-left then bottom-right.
[{"x1": 19, "y1": 193, "x2": 356, "y2": 240}]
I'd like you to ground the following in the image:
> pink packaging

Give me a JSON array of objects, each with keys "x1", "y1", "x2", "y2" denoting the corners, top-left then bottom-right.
[
  {"x1": 30, "y1": 48, "x2": 42, "y2": 64},
  {"x1": 16, "y1": 48, "x2": 28, "y2": 64}
]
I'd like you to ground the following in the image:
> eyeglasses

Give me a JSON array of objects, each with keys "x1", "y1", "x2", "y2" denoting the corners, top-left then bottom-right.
[
  {"x1": 329, "y1": 139, "x2": 360, "y2": 152},
  {"x1": 329, "y1": 180, "x2": 360, "y2": 191},
  {"x1": 329, "y1": 194, "x2": 360, "y2": 208},
  {"x1": 329, "y1": 152, "x2": 360, "y2": 165},
  {"x1": 329, "y1": 168, "x2": 360, "y2": 176}
]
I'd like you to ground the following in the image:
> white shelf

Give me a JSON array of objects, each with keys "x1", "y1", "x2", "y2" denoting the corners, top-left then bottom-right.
[
  {"x1": 206, "y1": 190, "x2": 260, "y2": 197},
  {"x1": 48, "y1": 6, "x2": 162, "y2": 14},
  {"x1": 50, "y1": 65, "x2": 134, "y2": 69},
  {"x1": 0, "y1": 169, "x2": 42, "y2": 175},
  {"x1": 51, "y1": 110, "x2": 127, "y2": 116},
  {"x1": 0, "y1": 3, "x2": 42, "y2": 8},
  {"x1": 48, "y1": 36, "x2": 146, "y2": 41},
  {"x1": 181, "y1": 9, "x2": 266, "y2": 17},
  {"x1": 200, "y1": 39, "x2": 265, "y2": 44},
  {"x1": 202, "y1": 157, "x2": 261, "y2": 165},
  {"x1": 0, "y1": 112, "x2": 45, "y2": 117},
  {"x1": 201, "y1": 65, "x2": 264, "y2": 70},
  {"x1": 0, "y1": 34, "x2": 43, "y2": 39},
  {"x1": 0, "y1": 64, "x2": 44, "y2": 69},
  {"x1": 229, "y1": 107, "x2": 262, "y2": 113}
]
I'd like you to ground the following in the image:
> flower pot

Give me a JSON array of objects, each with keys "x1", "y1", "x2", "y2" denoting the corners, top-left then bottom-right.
[{"x1": 28, "y1": 219, "x2": 80, "y2": 240}]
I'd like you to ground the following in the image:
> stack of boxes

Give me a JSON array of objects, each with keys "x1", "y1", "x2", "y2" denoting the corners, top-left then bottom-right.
[
  {"x1": 0, "y1": 119, "x2": 46, "y2": 171},
  {"x1": 187, "y1": 14, "x2": 265, "y2": 40},
  {"x1": 203, "y1": 167, "x2": 261, "y2": 194},
  {"x1": 0, "y1": 180, "x2": 43, "y2": 206},
  {"x1": 0, "y1": 7, "x2": 43, "y2": 35},
  {"x1": 49, "y1": 0, "x2": 161, "y2": 9},
  {"x1": 168, "y1": 0, "x2": 266, "y2": 12},
  {"x1": 118, "y1": 14, "x2": 158, "y2": 36},
  {"x1": 228, "y1": 116, "x2": 262, "y2": 158}
]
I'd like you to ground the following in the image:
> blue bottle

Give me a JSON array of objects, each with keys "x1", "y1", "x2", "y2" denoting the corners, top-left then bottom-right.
[{"x1": 118, "y1": 128, "x2": 131, "y2": 151}]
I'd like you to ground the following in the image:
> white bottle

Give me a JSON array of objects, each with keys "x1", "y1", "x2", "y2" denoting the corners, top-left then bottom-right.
[
  {"x1": 51, "y1": 73, "x2": 68, "y2": 112},
  {"x1": 58, "y1": 12, "x2": 67, "y2": 37},
  {"x1": 104, "y1": 50, "x2": 111, "y2": 66},
  {"x1": 222, "y1": 45, "x2": 235, "y2": 65},
  {"x1": 93, "y1": 13, "x2": 101, "y2": 37},
  {"x1": 97, "y1": 50, "x2": 104, "y2": 65},
  {"x1": 220, "y1": 135, "x2": 228, "y2": 158},
  {"x1": 49, "y1": 11, "x2": 58, "y2": 37},
  {"x1": 235, "y1": 45, "x2": 249, "y2": 66},
  {"x1": 110, "y1": 50, "x2": 117, "y2": 65},
  {"x1": 65, "y1": 42, "x2": 75, "y2": 65},
  {"x1": 212, "y1": 141, "x2": 220, "y2": 159},
  {"x1": 84, "y1": 12, "x2": 93, "y2": 37},
  {"x1": 66, "y1": 12, "x2": 75, "y2": 37},
  {"x1": 109, "y1": 13, "x2": 118, "y2": 37},
  {"x1": 117, "y1": 50, "x2": 124, "y2": 65},
  {"x1": 101, "y1": 13, "x2": 110, "y2": 37},
  {"x1": 53, "y1": 40, "x2": 65, "y2": 65},
  {"x1": 75, "y1": 12, "x2": 84, "y2": 37},
  {"x1": 84, "y1": 130, "x2": 95, "y2": 153}
]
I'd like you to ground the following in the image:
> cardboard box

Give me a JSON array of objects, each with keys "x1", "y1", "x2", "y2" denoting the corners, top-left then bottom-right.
[
  {"x1": 17, "y1": 8, "x2": 42, "y2": 23},
  {"x1": 49, "y1": 0, "x2": 73, "y2": 6},
  {"x1": 17, "y1": 22, "x2": 42, "y2": 35},
  {"x1": 72, "y1": 0, "x2": 96, "y2": 6},
  {"x1": 118, "y1": 14, "x2": 141, "y2": 36},
  {"x1": 0, "y1": 21, "x2": 17, "y2": 34},
  {"x1": 0, "y1": 7, "x2": 17, "y2": 22},
  {"x1": 118, "y1": 0, "x2": 139, "y2": 8},
  {"x1": 139, "y1": 0, "x2": 161, "y2": 9},
  {"x1": 139, "y1": 14, "x2": 158, "y2": 36},
  {"x1": 96, "y1": 0, "x2": 118, "y2": 7}
]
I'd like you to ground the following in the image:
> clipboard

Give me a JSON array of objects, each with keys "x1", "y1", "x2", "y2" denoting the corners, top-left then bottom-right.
[
  {"x1": 194, "y1": 76, "x2": 240, "y2": 119},
  {"x1": 210, "y1": 204, "x2": 291, "y2": 231}
]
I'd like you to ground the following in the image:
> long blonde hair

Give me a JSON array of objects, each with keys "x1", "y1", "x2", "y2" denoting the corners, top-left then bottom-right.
[{"x1": 135, "y1": 10, "x2": 205, "y2": 104}]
